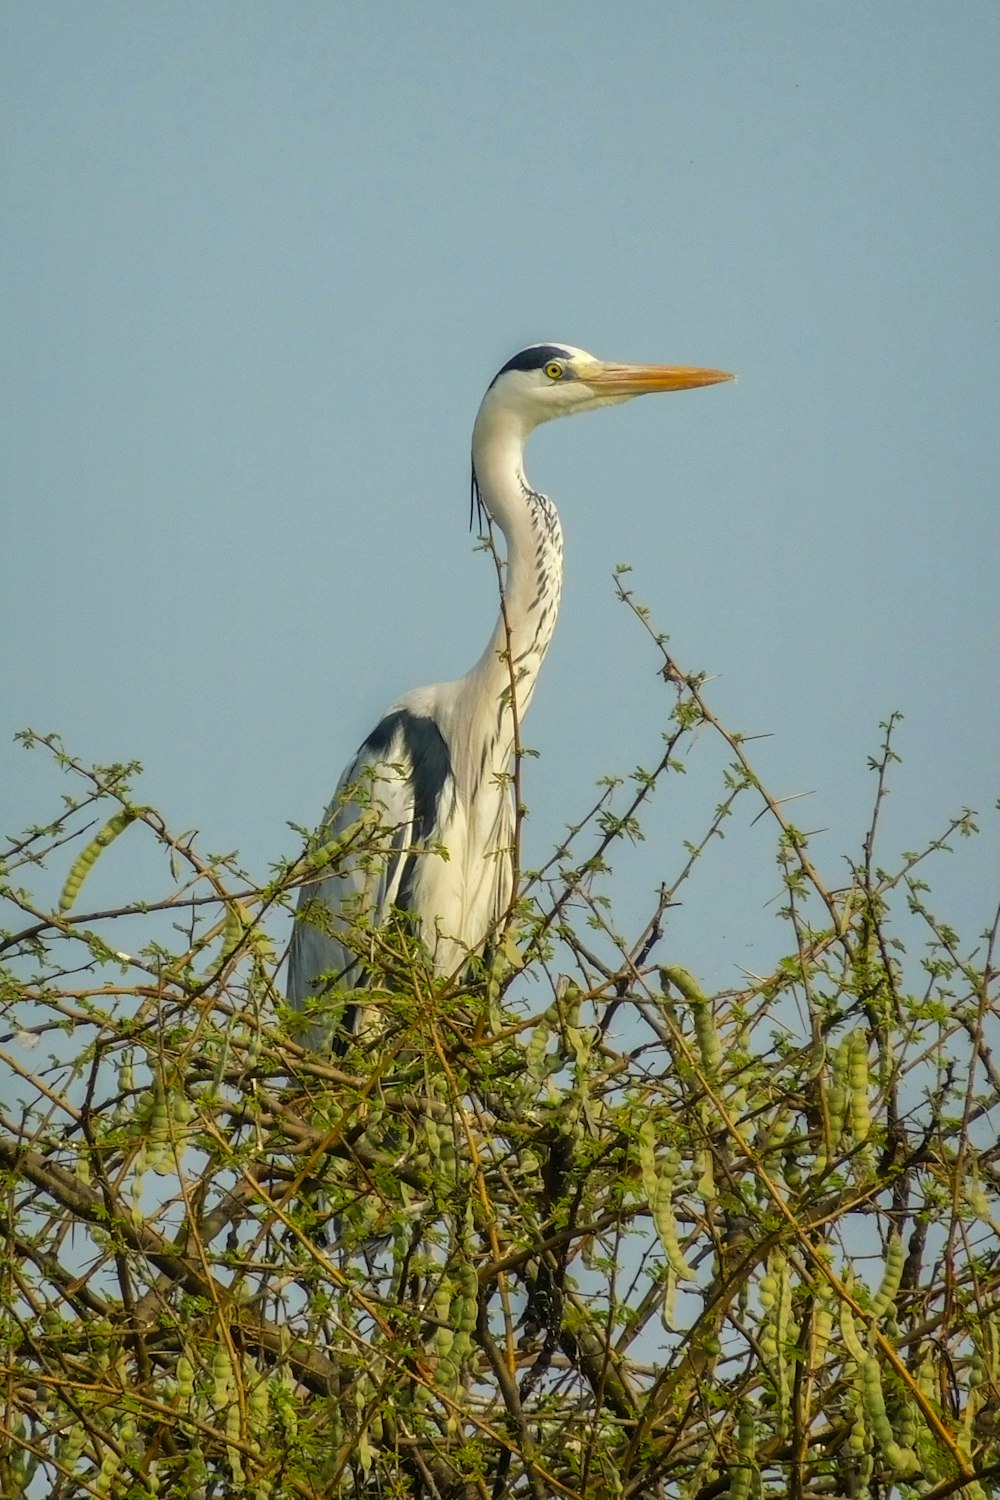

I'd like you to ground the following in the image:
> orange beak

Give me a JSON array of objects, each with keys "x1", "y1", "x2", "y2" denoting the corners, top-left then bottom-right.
[{"x1": 579, "y1": 360, "x2": 734, "y2": 394}]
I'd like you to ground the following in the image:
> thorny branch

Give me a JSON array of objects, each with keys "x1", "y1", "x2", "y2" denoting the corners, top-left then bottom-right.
[{"x1": 1, "y1": 593, "x2": 997, "y2": 1499}]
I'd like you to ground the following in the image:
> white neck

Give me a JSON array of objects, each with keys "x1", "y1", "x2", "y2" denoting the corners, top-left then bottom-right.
[{"x1": 459, "y1": 403, "x2": 564, "y2": 756}]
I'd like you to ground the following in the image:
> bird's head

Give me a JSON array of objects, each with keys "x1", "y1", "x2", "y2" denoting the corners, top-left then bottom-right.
[{"x1": 475, "y1": 343, "x2": 733, "y2": 439}]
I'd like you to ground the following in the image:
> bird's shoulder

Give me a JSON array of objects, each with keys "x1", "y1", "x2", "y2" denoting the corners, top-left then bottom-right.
[
  {"x1": 341, "y1": 693, "x2": 457, "y2": 840},
  {"x1": 360, "y1": 688, "x2": 454, "y2": 763}
]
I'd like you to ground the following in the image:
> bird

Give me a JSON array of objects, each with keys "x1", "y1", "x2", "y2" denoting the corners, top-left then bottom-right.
[{"x1": 288, "y1": 343, "x2": 732, "y2": 1049}]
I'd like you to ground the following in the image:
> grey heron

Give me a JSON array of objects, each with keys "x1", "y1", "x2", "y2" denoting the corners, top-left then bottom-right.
[{"x1": 289, "y1": 343, "x2": 732, "y2": 1047}]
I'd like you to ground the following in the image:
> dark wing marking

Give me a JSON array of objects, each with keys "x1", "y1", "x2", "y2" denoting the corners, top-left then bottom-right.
[
  {"x1": 288, "y1": 710, "x2": 453, "y2": 1048},
  {"x1": 361, "y1": 711, "x2": 452, "y2": 908}
]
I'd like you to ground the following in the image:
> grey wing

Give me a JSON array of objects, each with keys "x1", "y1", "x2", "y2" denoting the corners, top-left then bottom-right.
[{"x1": 287, "y1": 708, "x2": 452, "y2": 1048}]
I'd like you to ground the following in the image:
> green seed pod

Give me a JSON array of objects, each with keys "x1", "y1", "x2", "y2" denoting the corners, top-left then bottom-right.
[
  {"x1": 182, "y1": 1444, "x2": 208, "y2": 1493},
  {"x1": 659, "y1": 964, "x2": 722, "y2": 1075},
  {"x1": 176, "y1": 1354, "x2": 196, "y2": 1404},
  {"x1": 727, "y1": 1083, "x2": 748, "y2": 1122},
  {"x1": 847, "y1": 1362, "x2": 870, "y2": 1458},
  {"x1": 766, "y1": 1110, "x2": 794, "y2": 1149},
  {"x1": 451, "y1": 1329, "x2": 473, "y2": 1363},
  {"x1": 565, "y1": 1023, "x2": 592, "y2": 1069},
  {"x1": 248, "y1": 1367, "x2": 269, "y2": 1435},
  {"x1": 421, "y1": 1117, "x2": 443, "y2": 1162},
  {"x1": 971, "y1": 1344, "x2": 989, "y2": 1386},
  {"x1": 840, "y1": 1298, "x2": 868, "y2": 1366},
  {"x1": 432, "y1": 1283, "x2": 452, "y2": 1322},
  {"x1": 728, "y1": 1402, "x2": 756, "y2": 1500},
  {"x1": 848, "y1": 1031, "x2": 872, "y2": 1144},
  {"x1": 883, "y1": 1440, "x2": 919, "y2": 1476},
  {"x1": 660, "y1": 1145, "x2": 681, "y2": 1182},
  {"x1": 148, "y1": 1080, "x2": 170, "y2": 1155},
  {"x1": 652, "y1": 1177, "x2": 694, "y2": 1279},
  {"x1": 915, "y1": 1351, "x2": 936, "y2": 1404},
  {"x1": 638, "y1": 1117, "x2": 658, "y2": 1201},
  {"x1": 848, "y1": 1409, "x2": 869, "y2": 1457},
  {"x1": 453, "y1": 1264, "x2": 479, "y2": 1336},
  {"x1": 759, "y1": 1255, "x2": 792, "y2": 1420},
  {"x1": 59, "y1": 1421, "x2": 87, "y2": 1472},
  {"x1": 692, "y1": 997, "x2": 723, "y2": 1077},
  {"x1": 870, "y1": 1231, "x2": 904, "y2": 1320},
  {"x1": 436, "y1": 1351, "x2": 461, "y2": 1393},
  {"x1": 458, "y1": 1260, "x2": 478, "y2": 1307},
  {"x1": 438, "y1": 1128, "x2": 457, "y2": 1172},
  {"x1": 894, "y1": 1392, "x2": 918, "y2": 1454},
  {"x1": 736, "y1": 1402, "x2": 755, "y2": 1458},
  {"x1": 434, "y1": 1319, "x2": 456, "y2": 1364},
  {"x1": 525, "y1": 1015, "x2": 552, "y2": 1081},
  {"x1": 811, "y1": 1297, "x2": 834, "y2": 1374},
  {"x1": 965, "y1": 1165, "x2": 991, "y2": 1221},
  {"x1": 728, "y1": 1460, "x2": 752, "y2": 1500},
  {"x1": 783, "y1": 1152, "x2": 804, "y2": 1190},
  {"x1": 661, "y1": 1266, "x2": 679, "y2": 1330},
  {"x1": 225, "y1": 1401, "x2": 244, "y2": 1482},
  {"x1": 805, "y1": 1032, "x2": 827, "y2": 1079},
  {"x1": 59, "y1": 807, "x2": 139, "y2": 912},
  {"x1": 859, "y1": 1357, "x2": 895, "y2": 1449},
  {"x1": 171, "y1": 1087, "x2": 195, "y2": 1126},
  {"x1": 827, "y1": 1034, "x2": 851, "y2": 1150},
  {"x1": 94, "y1": 1442, "x2": 123, "y2": 1496},
  {"x1": 212, "y1": 1345, "x2": 233, "y2": 1408},
  {"x1": 431, "y1": 1282, "x2": 454, "y2": 1361},
  {"x1": 304, "y1": 810, "x2": 377, "y2": 871},
  {"x1": 557, "y1": 981, "x2": 582, "y2": 1031},
  {"x1": 130, "y1": 1152, "x2": 148, "y2": 1211},
  {"x1": 451, "y1": 1295, "x2": 476, "y2": 1338},
  {"x1": 776, "y1": 1265, "x2": 794, "y2": 1366},
  {"x1": 759, "y1": 1322, "x2": 777, "y2": 1364}
]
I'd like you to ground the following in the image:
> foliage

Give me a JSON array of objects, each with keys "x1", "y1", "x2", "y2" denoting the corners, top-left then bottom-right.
[{"x1": 1, "y1": 589, "x2": 998, "y2": 1500}]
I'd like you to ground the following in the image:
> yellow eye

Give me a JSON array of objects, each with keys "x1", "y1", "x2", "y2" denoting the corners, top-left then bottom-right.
[{"x1": 544, "y1": 361, "x2": 564, "y2": 380}]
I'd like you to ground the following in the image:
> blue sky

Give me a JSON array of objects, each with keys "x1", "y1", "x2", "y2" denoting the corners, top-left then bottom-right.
[{"x1": 4, "y1": 5, "x2": 998, "y2": 990}]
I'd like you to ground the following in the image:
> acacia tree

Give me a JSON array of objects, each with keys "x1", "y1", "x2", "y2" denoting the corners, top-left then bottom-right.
[{"x1": 1, "y1": 585, "x2": 998, "y2": 1500}]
